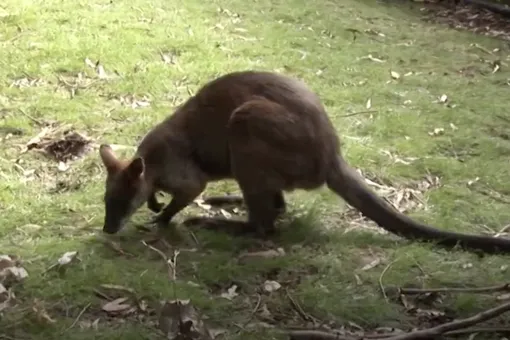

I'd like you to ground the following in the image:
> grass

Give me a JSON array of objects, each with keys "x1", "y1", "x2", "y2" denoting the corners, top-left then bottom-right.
[{"x1": 1, "y1": 0, "x2": 510, "y2": 339}]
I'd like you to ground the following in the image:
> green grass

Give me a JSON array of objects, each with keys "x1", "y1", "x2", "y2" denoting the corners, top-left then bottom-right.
[{"x1": 1, "y1": 0, "x2": 510, "y2": 339}]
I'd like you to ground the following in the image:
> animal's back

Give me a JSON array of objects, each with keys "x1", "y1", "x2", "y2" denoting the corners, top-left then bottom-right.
[{"x1": 140, "y1": 71, "x2": 339, "y2": 180}]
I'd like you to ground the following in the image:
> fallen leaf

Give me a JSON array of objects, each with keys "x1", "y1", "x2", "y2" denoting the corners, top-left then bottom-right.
[
  {"x1": 428, "y1": 128, "x2": 444, "y2": 136},
  {"x1": 361, "y1": 258, "x2": 381, "y2": 271},
  {"x1": 263, "y1": 280, "x2": 281, "y2": 293},
  {"x1": 160, "y1": 52, "x2": 173, "y2": 64},
  {"x1": 492, "y1": 61, "x2": 501, "y2": 73},
  {"x1": 57, "y1": 161, "x2": 69, "y2": 172},
  {"x1": 497, "y1": 293, "x2": 510, "y2": 301},
  {"x1": 84, "y1": 58, "x2": 96, "y2": 68},
  {"x1": 32, "y1": 299, "x2": 56, "y2": 324},
  {"x1": 158, "y1": 299, "x2": 214, "y2": 340},
  {"x1": 390, "y1": 70, "x2": 400, "y2": 80},
  {"x1": 462, "y1": 262, "x2": 473, "y2": 269},
  {"x1": 467, "y1": 177, "x2": 480, "y2": 186},
  {"x1": 194, "y1": 198, "x2": 212, "y2": 210},
  {"x1": 220, "y1": 284, "x2": 239, "y2": 300},
  {"x1": 57, "y1": 251, "x2": 78, "y2": 266},
  {"x1": 220, "y1": 209, "x2": 232, "y2": 219},
  {"x1": 366, "y1": 98, "x2": 372, "y2": 109},
  {"x1": 362, "y1": 54, "x2": 385, "y2": 63},
  {"x1": 95, "y1": 62, "x2": 108, "y2": 79},
  {"x1": 102, "y1": 297, "x2": 132, "y2": 314}
]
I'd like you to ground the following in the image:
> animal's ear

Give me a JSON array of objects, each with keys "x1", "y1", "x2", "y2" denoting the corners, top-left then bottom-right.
[
  {"x1": 99, "y1": 144, "x2": 121, "y2": 175},
  {"x1": 125, "y1": 157, "x2": 145, "y2": 180}
]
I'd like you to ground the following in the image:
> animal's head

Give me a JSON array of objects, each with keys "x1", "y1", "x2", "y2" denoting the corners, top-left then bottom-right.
[{"x1": 99, "y1": 144, "x2": 150, "y2": 234}]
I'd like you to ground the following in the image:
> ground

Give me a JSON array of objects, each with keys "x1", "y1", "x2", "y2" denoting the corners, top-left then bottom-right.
[{"x1": 1, "y1": 0, "x2": 510, "y2": 339}]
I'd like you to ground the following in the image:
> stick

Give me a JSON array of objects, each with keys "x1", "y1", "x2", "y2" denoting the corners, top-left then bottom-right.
[
  {"x1": 338, "y1": 110, "x2": 377, "y2": 118},
  {"x1": 399, "y1": 283, "x2": 510, "y2": 295},
  {"x1": 286, "y1": 290, "x2": 314, "y2": 322},
  {"x1": 61, "y1": 303, "x2": 91, "y2": 333},
  {"x1": 286, "y1": 301, "x2": 510, "y2": 340},
  {"x1": 383, "y1": 300, "x2": 510, "y2": 340},
  {"x1": 288, "y1": 330, "x2": 355, "y2": 340},
  {"x1": 379, "y1": 259, "x2": 398, "y2": 302}
]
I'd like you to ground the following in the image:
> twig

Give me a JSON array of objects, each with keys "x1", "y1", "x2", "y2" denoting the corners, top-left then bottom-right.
[
  {"x1": 379, "y1": 259, "x2": 398, "y2": 302},
  {"x1": 338, "y1": 110, "x2": 377, "y2": 118},
  {"x1": 383, "y1": 300, "x2": 510, "y2": 340},
  {"x1": 19, "y1": 108, "x2": 45, "y2": 126},
  {"x1": 286, "y1": 289, "x2": 314, "y2": 322},
  {"x1": 60, "y1": 303, "x2": 91, "y2": 333},
  {"x1": 446, "y1": 327, "x2": 510, "y2": 336},
  {"x1": 399, "y1": 283, "x2": 510, "y2": 295},
  {"x1": 495, "y1": 224, "x2": 510, "y2": 238},
  {"x1": 287, "y1": 329, "x2": 355, "y2": 340},
  {"x1": 141, "y1": 240, "x2": 168, "y2": 261},
  {"x1": 236, "y1": 294, "x2": 262, "y2": 333},
  {"x1": 286, "y1": 301, "x2": 510, "y2": 340}
]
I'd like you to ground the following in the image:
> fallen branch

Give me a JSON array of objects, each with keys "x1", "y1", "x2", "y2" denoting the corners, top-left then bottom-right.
[
  {"x1": 373, "y1": 300, "x2": 510, "y2": 340},
  {"x1": 286, "y1": 300, "x2": 510, "y2": 340},
  {"x1": 399, "y1": 283, "x2": 510, "y2": 295},
  {"x1": 288, "y1": 329, "x2": 355, "y2": 340}
]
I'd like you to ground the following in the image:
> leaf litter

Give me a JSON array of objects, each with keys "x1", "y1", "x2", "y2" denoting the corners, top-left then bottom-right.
[
  {"x1": 22, "y1": 123, "x2": 94, "y2": 163},
  {"x1": 0, "y1": 254, "x2": 28, "y2": 313}
]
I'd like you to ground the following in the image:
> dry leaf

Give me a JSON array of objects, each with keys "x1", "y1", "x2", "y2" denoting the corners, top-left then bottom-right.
[
  {"x1": 158, "y1": 299, "x2": 214, "y2": 340},
  {"x1": 366, "y1": 98, "x2": 372, "y2": 109},
  {"x1": 84, "y1": 58, "x2": 96, "y2": 68},
  {"x1": 57, "y1": 251, "x2": 78, "y2": 266},
  {"x1": 428, "y1": 128, "x2": 444, "y2": 136},
  {"x1": 95, "y1": 62, "x2": 108, "y2": 79},
  {"x1": 467, "y1": 177, "x2": 480, "y2": 186},
  {"x1": 363, "y1": 54, "x2": 385, "y2": 63},
  {"x1": 390, "y1": 71, "x2": 400, "y2": 80},
  {"x1": 220, "y1": 209, "x2": 232, "y2": 219},
  {"x1": 263, "y1": 280, "x2": 281, "y2": 293},
  {"x1": 102, "y1": 297, "x2": 132, "y2": 314},
  {"x1": 497, "y1": 293, "x2": 510, "y2": 301},
  {"x1": 361, "y1": 258, "x2": 381, "y2": 271},
  {"x1": 492, "y1": 61, "x2": 501, "y2": 74},
  {"x1": 462, "y1": 262, "x2": 473, "y2": 269},
  {"x1": 57, "y1": 161, "x2": 69, "y2": 172},
  {"x1": 194, "y1": 198, "x2": 212, "y2": 210},
  {"x1": 220, "y1": 285, "x2": 239, "y2": 300},
  {"x1": 32, "y1": 300, "x2": 56, "y2": 324}
]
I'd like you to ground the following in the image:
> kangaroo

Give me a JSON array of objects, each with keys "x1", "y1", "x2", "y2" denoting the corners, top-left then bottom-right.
[{"x1": 98, "y1": 70, "x2": 510, "y2": 254}]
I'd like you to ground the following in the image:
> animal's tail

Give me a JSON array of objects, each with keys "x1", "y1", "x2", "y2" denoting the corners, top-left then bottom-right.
[{"x1": 326, "y1": 156, "x2": 510, "y2": 254}]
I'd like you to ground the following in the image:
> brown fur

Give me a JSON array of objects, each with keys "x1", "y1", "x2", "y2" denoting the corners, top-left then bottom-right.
[{"x1": 99, "y1": 70, "x2": 510, "y2": 254}]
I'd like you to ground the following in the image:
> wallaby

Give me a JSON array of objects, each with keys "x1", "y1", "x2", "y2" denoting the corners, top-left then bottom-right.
[{"x1": 99, "y1": 70, "x2": 510, "y2": 254}]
